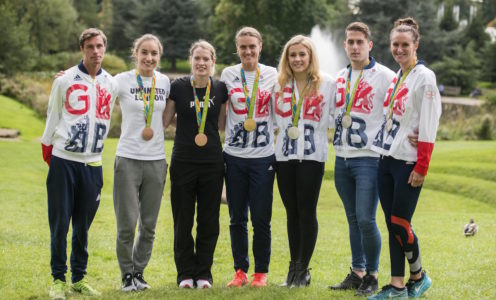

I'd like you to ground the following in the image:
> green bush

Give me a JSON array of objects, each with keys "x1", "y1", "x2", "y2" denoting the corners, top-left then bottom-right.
[
  {"x1": 30, "y1": 52, "x2": 128, "y2": 75},
  {"x1": 108, "y1": 103, "x2": 122, "y2": 139},
  {"x1": 477, "y1": 115, "x2": 493, "y2": 140},
  {"x1": 32, "y1": 52, "x2": 81, "y2": 72},
  {"x1": 101, "y1": 53, "x2": 128, "y2": 75},
  {"x1": 160, "y1": 59, "x2": 191, "y2": 73},
  {"x1": 0, "y1": 74, "x2": 49, "y2": 117},
  {"x1": 485, "y1": 92, "x2": 496, "y2": 107}
]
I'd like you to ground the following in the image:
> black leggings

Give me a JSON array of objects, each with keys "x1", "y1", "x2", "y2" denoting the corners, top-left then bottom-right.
[
  {"x1": 276, "y1": 160, "x2": 325, "y2": 268},
  {"x1": 378, "y1": 156, "x2": 423, "y2": 277}
]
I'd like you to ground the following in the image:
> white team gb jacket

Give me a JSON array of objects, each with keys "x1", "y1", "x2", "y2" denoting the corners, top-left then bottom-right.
[
  {"x1": 332, "y1": 58, "x2": 396, "y2": 158},
  {"x1": 41, "y1": 64, "x2": 119, "y2": 163},
  {"x1": 221, "y1": 63, "x2": 277, "y2": 158},
  {"x1": 372, "y1": 63, "x2": 442, "y2": 176},
  {"x1": 274, "y1": 73, "x2": 336, "y2": 162}
]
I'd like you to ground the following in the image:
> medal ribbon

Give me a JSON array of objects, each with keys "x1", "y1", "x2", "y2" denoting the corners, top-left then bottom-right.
[
  {"x1": 291, "y1": 78, "x2": 310, "y2": 127},
  {"x1": 191, "y1": 76, "x2": 211, "y2": 134},
  {"x1": 240, "y1": 65, "x2": 260, "y2": 120},
  {"x1": 136, "y1": 71, "x2": 156, "y2": 128},
  {"x1": 344, "y1": 68, "x2": 364, "y2": 116},
  {"x1": 344, "y1": 60, "x2": 370, "y2": 116},
  {"x1": 387, "y1": 60, "x2": 417, "y2": 120}
]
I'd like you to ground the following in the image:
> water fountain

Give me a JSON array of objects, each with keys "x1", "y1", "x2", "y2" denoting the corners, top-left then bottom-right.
[{"x1": 310, "y1": 25, "x2": 347, "y2": 77}]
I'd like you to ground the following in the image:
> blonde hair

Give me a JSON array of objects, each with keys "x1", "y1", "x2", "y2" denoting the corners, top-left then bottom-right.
[
  {"x1": 189, "y1": 39, "x2": 217, "y2": 76},
  {"x1": 235, "y1": 26, "x2": 263, "y2": 45},
  {"x1": 131, "y1": 34, "x2": 163, "y2": 66},
  {"x1": 79, "y1": 28, "x2": 107, "y2": 48},
  {"x1": 277, "y1": 35, "x2": 322, "y2": 97},
  {"x1": 391, "y1": 17, "x2": 420, "y2": 44}
]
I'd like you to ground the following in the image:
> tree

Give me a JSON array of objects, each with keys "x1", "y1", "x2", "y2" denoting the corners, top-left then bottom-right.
[
  {"x1": 73, "y1": 0, "x2": 100, "y2": 28},
  {"x1": 211, "y1": 0, "x2": 331, "y2": 66},
  {"x1": 482, "y1": 0, "x2": 496, "y2": 24},
  {"x1": 353, "y1": 0, "x2": 441, "y2": 69},
  {"x1": 431, "y1": 41, "x2": 481, "y2": 93},
  {"x1": 107, "y1": 0, "x2": 140, "y2": 56},
  {"x1": 109, "y1": 0, "x2": 201, "y2": 70},
  {"x1": 0, "y1": 1, "x2": 35, "y2": 73},
  {"x1": 25, "y1": 0, "x2": 82, "y2": 54},
  {"x1": 482, "y1": 42, "x2": 496, "y2": 82},
  {"x1": 142, "y1": 0, "x2": 201, "y2": 70},
  {"x1": 461, "y1": 11, "x2": 490, "y2": 49},
  {"x1": 439, "y1": 1, "x2": 458, "y2": 31}
]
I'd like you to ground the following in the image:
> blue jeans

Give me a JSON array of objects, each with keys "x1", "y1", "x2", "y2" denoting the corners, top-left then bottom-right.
[
  {"x1": 334, "y1": 156, "x2": 381, "y2": 273},
  {"x1": 224, "y1": 153, "x2": 275, "y2": 274}
]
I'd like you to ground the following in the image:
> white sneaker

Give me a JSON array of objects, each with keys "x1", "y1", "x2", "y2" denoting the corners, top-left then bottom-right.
[
  {"x1": 179, "y1": 278, "x2": 194, "y2": 288},
  {"x1": 196, "y1": 279, "x2": 212, "y2": 289},
  {"x1": 133, "y1": 272, "x2": 150, "y2": 290},
  {"x1": 121, "y1": 273, "x2": 136, "y2": 292}
]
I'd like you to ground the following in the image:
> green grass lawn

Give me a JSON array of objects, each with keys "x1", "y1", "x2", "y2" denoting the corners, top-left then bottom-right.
[{"x1": 1, "y1": 95, "x2": 495, "y2": 299}]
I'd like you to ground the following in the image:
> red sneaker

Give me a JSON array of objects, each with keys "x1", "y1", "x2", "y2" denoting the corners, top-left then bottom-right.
[
  {"x1": 251, "y1": 273, "x2": 267, "y2": 287},
  {"x1": 227, "y1": 269, "x2": 248, "y2": 287}
]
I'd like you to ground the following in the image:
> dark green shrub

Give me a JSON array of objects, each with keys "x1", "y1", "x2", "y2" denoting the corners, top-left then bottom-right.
[
  {"x1": 477, "y1": 114, "x2": 493, "y2": 140},
  {"x1": 102, "y1": 54, "x2": 128, "y2": 75}
]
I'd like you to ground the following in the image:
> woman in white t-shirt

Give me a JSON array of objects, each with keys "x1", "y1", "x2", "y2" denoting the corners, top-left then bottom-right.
[
  {"x1": 113, "y1": 34, "x2": 170, "y2": 292},
  {"x1": 273, "y1": 35, "x2": 335, "y2": 287}
]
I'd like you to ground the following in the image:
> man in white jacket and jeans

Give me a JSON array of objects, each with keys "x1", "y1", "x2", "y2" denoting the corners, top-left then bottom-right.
[{"x1": 41, "y1": 28, "x2": 118, "y2": 300}]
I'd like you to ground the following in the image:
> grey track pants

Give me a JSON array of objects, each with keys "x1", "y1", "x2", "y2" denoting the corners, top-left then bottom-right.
[{"x1": 113, "y1": 156, "x2": 167, "y2": 277}]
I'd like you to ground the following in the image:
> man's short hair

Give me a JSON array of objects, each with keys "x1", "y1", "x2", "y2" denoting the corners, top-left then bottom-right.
[
  {"x1": 79, "y1": 28, "x2": 107, "y2": 48},
  {"x1": 345, "y1": 22, "x2": 371, "y2": 40}
]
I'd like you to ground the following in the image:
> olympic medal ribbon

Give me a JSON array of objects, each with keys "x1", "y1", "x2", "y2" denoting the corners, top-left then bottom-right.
[
  {"x1": 191, "y1": 76, "x2": 211, "y2": 146},
  {"x1": 240, "y1": 65, "x2": 260, "y2": 131},
  {"x1": 387, "y1": 60, "x2": 417, "y2": 122},
  {"x1": 291, "y1": 77, "x2": 310, "y2": 128},
  {"x1": 136, "y1": 71, "x2": 157, "y2": 140}
]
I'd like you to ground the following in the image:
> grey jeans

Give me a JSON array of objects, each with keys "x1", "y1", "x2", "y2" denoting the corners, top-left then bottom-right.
[{"x1": 113, "y1": 156, "x2": 167, "y2": 277}]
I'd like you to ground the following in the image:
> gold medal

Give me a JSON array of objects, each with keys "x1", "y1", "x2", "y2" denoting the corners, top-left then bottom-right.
[
  {"x1": 195, "y1": 133, "x2": 208, "y2": 147},
  {"x1": 244, "y1": 118, "x2": 256, "y2": 131},
  {"x1": 288, "y1": 126, "x2": 299, "y2": 140},
  {"x1": 341, "y1": 114, "x2": 352, "y2": 129},
  {"x1": 386, "y1": 119, "x2": 393, "y2": 132},
  {"x1": 142, "y1": 127, "x2": 154, "y2": 141}
]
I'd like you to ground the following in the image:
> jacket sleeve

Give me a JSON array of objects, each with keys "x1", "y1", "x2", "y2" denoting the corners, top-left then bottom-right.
[
  {"x1": 328, "y1": 78, "x2": 337, "y2": 130},
  {"x1": 41, "y1": 78, "x2": 64, "y2": 146},
  {"x1": 414, "y1": 75, "x2": 442, "y2": 176}
]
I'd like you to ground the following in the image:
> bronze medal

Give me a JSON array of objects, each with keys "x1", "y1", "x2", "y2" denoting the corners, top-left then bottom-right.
[
  {"x1": 142, "y1": 127, "x2": 154, "y2": 141},
  {"x1": 386, "y1": 119, "x2": 393, "y2": 132},
  {"x1": 288, "y1": 126, "x2": 299, "y2": 140},
  {"x1": 244, "y1": 118, "x2": 256, "y2": 132},
  {"x1": 195, "y1": 133, "x2": 208, "y2": 147},
  {"x1": 341, "y1": 115, "x2": 352, "y2": 129}
]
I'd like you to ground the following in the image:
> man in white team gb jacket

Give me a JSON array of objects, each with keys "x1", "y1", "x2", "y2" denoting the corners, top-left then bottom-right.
[{"x1": 41, "y1": 28, "x2": 118, "y2": 300}]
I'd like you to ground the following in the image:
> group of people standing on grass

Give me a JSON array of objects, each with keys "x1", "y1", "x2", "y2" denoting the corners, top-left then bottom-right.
[{"x1": 41, "y1": 16, "x2": 441, "y2": 300}]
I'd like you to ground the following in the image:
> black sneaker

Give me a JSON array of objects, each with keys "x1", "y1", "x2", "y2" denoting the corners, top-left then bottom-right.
[
  {"x1": 356, "y1": 273, "x2": 378, "y2": 296},
  {"x1": 121, "y1": 273, "x2": 136, "y2": 292},
  {"x1": 329, "y1": 268, "x2": 362, "y2": 290},
  {"x1": 133, "y1": 272, "x2": 151, "y2": 290}
]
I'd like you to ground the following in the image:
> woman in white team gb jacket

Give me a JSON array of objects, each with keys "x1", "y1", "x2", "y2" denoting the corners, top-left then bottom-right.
[
  {"x1": 113, "y1": 34, "x2": 170, "y2": 292},
  {"x1": 221, "y1": 27, "x2": 277, "y2": 288},
  {"x1": 273, "y1": 35, "x2": 336, "y2": 288},
  {"x1": 369, "y1": 17, "x2": 441, "y2": 300}
]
